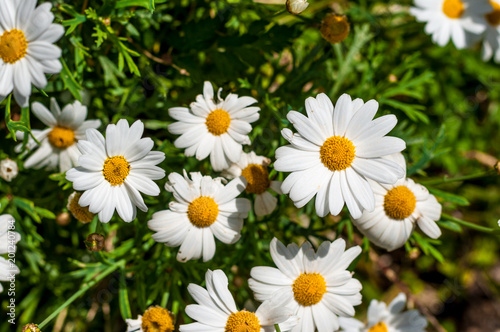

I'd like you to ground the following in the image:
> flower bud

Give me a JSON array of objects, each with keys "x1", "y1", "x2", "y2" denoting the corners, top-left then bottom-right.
[
  {"x1": 0, "y1": 158, "x2": 18, "y2": 182},
  {"x1": 85, "y1": 233, "x2": 105, "y2": 252},
  {"x1": 320, "y1": 14, "x2": 350, "y2": 44},
  {"x1": 286, "y1": 0, "x2": 309, "y2": 15}
]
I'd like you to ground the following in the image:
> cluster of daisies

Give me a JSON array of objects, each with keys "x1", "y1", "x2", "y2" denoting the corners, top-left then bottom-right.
[
  {"x1": 126, "y1": 238, "x2": 427, "y2": 332},
  {"x1": 411, "y1": 0, "x2": 500, "y2": 62},
  {"x1": 0, "y1": 0, "x2": 446, "y2": 331}
]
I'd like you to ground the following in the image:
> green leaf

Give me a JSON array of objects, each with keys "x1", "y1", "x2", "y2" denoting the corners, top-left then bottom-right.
[
  {"x1": 60, "y1": 58, "x2": 83, "y2": 101},
  {"x1": 119, "y1": 268, "x2": 132, "y2": 320},
  {"x1": 436, "y1": 220, "x2": 462, "y2": 233},
  {"x1": 12, "y1": 197, "x2": 41, "y2": 223},
  {"x1": 34, "y1": 207, "x2": 56, "y2": 220},
  {"x1": 428, "y1": 188, "x2": 470, "y2": 206},
  {"x1": 116, "y1": 0, "x2": 153, "y2": 10}
]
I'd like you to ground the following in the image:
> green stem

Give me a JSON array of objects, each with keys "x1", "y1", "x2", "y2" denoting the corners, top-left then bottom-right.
[
  {"x1": 275, "y1": 324, "x2": 282, "y2": 332},
  {"x1": 38, "y1": 259, "x2": 126, "y2": 329},
  {"x1": 329, "y1": 24, "x2": 374, "y2": 98},
  {"x1": 441, "y1": 213, "x2": 495, "y2": 233},
  {"x1": 421, "y1": 170, "x2": 496, "y2": 186}
]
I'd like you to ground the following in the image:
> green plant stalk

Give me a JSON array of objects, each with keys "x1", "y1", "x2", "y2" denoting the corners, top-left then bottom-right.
[
  {"x1": 38, "y1": 259, "x2": 126, "y2": 329},
  {"x1": 441, "y1": 213, "x2": 494, "y2": 233},
  {"x1": 275, "y1": 324, "x2": 282, "y2": 332},
  {"x1": 329, "y1": 24, "x2": 374, "y2": 98},
  {"x1": 421, "y1": 169, "x2": 496, "y2": 185}
]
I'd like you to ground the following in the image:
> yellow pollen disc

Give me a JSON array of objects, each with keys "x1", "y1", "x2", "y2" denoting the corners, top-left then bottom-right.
[
  {"x1": 320, "y1": 136, "x2": 356, "y2": 171},
  {"x1": 102, "y1": 156, "x2": 130, "y2": 186},
  {"x1": 368, "y1": 322, "x2": 388, "y2": 332},
  {"x1": 206, "y1": 109, "x2": 231, "y2": 136},
  {"x1": 383, "y1": 186, "x2": 417, "y2": 220},
  {"x1": 442, "y1": 0, "x2": 464, "y2": 19},
  {"x1": 241, "y1": 164, "x2": 270, "y2": 194},
  {"x1": 68, "y1": 193, "x2": 95, "y2": 224},
  {"x1": 225, "y1": 310, "x2": 261, "y2": 332},
  {"x1": 486, "y1": 1, "x2": 500, "y2": 26},
  {"x1": 320, "y1": 14, "x2": 350, "y2": 44},
  {"x1": 187, "y1": 196, "x2": 219, "y2": 228},
  {"x1": 141, "y1": 306, "x2": 175, "y2": 332},
  {"x1": 0, "y1": 29, "x2": 27, "y2": 64},
  {"x1": 47, "y1": 126, "x2": 76, "y2": 149},
  {"x1": 292, "y1": 273, "x2": 327, "y2": 306}
]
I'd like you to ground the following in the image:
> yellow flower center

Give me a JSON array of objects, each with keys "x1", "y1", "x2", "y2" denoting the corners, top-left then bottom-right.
[
  {"x1": 442, "y1": 0, "x2": 464, "y2": 19},
  {"x1": 68, "y1": 193, "x2": 95, "y2": 224},
  {"x1": 102, "y1": 156, "x2": 130, "y2": 186},
  {"x1": 187, "y1": 196, "x2": 219, "y2": 227},
  {"x1": 486, "y1": 1, "x2": 500, "y2": 26},
  {"x1": 292, "y1": 273, "x2": 327, "y2": 306},
  {"x1": 368, "y1": 322, "x2": 388, "y2": 332},
  {"x1": 225, "y1": 310, "x2": 261, "y2": 332},
  {"x1": 141, "y1": 306, "x2": 175, "y2": 332},
  {"x1": 206, "y1": 109, "x2": 231, "y2": 136},
  {"x1": 48, "y1": 126, "x2": 76, "y2": 149},
  {"x1": 241, "y1": 164, "x2": 270, "y2": 194},
  {"x1": 320, "y1": 136, "x2": 356, "y2": 171},
  {"x1": 320, "y1": 14, "x2": 350, "y2": 44},
  {"x1": 0, "y1": 29, "x2": 28, "y2": 64},
  {"x1": 383, "y1": 186, "x2": 417, "y2": 220}
]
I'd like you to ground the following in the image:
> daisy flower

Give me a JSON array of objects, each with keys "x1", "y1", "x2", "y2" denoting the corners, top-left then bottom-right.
[
  {"x1": 275, "y1": 93, "x2": 405, "y2": 219},
  {"x1": 339, "y1": 293, "x2": 427, "y2": 332},
  {"x1": 16, "y1": 98, "x2": 101, "y2": 172},
  {"x1": 126, "y1": 306, "x2": 175, "y2": 332},
  {"x1": 67, "y1": 192, "x2": 95, "y2": 224},
  {"x1": 148, "y1": 171, "x2": 251, "y2": 262},
  {"x1": 482, "y1": 0, "x2": 500, "y2": 62},
  {"x1": 180, "y1": 269, "x2": 298, "y2": 332},
  {"x1": 222, "y1": 151, "x2": 282, "y2": 216},
  {"x1": 0, "y1": 214, "x2": 21, "y2": 293},
  {"x1": 249, "y1": 238, "x2": 363, "y2": 332},
  {"x1": 352, "y1": 153, "x2": 442, "y2": 251},
  {"x1": 410, "y1": 0, "x2": 491, "y2": 49},
  {"x1": 168, "y1": 81, "x2": 260, "y2": 171},
  {"x1": 66, "y1": 119, "x2": 166, "y2": 223},
  {"x1": 0, "y1": 0, "x2": 64, "y2": 107}
]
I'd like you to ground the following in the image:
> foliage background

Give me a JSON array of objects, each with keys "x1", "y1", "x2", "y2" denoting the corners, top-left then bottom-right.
[{"x1": 1, "y1": 0, "x2": 500, "y2": 331}]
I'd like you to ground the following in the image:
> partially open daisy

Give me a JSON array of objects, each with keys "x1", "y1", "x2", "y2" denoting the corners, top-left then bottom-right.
[
  {"x1": 126, "y1": 306, "x2": 175, "y2": 332},
  {"x1": 275, "y1": 93, "x2": 405, "y2": 219},
  {"x1": 410, "y1": 0, "x2": 491, "y2": 49},
  {"x1": 168, "y1": 81, "x2": 260, "y2": 171},
  {"x1": 67, "y1": 192, "x2": 95, "y2": 224},
  {"x1": 0, "y1": 158, "x2": 18, "y2": 182},
  {"x1": 339, "y1": 293, "x2": 427, "y2": 332},
  {"x1": 180, "y1": 269, "x2": 298, "y2": 332},
  {"x1": 16, "y1": 98, "x2": 101, "y2": 172},
  {"x1": 148, "y1": 171, "x2": 251, "y2": 262},
  {"x1": 482, "y1": 0, "x2": 500, "y2": 62},
  {"x1": 0, "y1": 214, "x2": 20, "y2": 293},
  {"x1": 0, "y1": 0, "x2": 64, "y2": 107},
  {"x1": 222, "y1": 151, "x2": 282, "y2": 216},
  {"x1": 249, "y1": 238, "x2": 363, "y2": 332},
  {"x1": 352, "y1": 153, "x2": 442, "y2": 251},
  {"x1": 66, "y1": 119, "x2": 165, "y2": 223}
]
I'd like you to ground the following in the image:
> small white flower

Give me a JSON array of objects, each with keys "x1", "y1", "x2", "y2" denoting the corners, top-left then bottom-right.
[
  {"x1": 0, "y1": 0, "x2": 64, "y2": 107},
  {"x1": 249, "y1": 238, "x2": 363, "y2": 332},
  {"x1": 275, "y1": 93, "x2": 405, "y2": 219},
  {"x1": 0, "y1": 158, "x2": 18, "y2": 181},
  {"x1": 0, "y1": 214, "x2": 20, "y2": 293},
  {"x1": 168, "y1": 81, "x2": 260, "y2": 171},
  {"x1": 180, "y1": 269, "x2": 298, "y2": 332},
  {"x1": 126, "y1": 306, "x2": 175, "y2": 332},
  {"x1": 148, "y1": 171, "x2": 251, "y2": 262},
  {"x1": 16, "y1": 98, "x2": 101, "y2": 172},
  {"x1": 339, "y1": 293, "x2": 427, "y2": 332},
  {"x1": 482, "y1": 0, "x2": 500, "y2": 62},
  {"x1": 66, "y1": 119, "x2": 166, "y2": 223},
  {"x1": 352, "y1": 153, "x2": 442, "y2": 251},
  {"x1": 410, "y1": 0, "x2": 491, "y2": 49},
  {"x1": 222, "y1": 151, "x2": 282, "y2": 216},
  {"x1": 286, "y1": 0, "x2": 309, "y2": 15}
]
